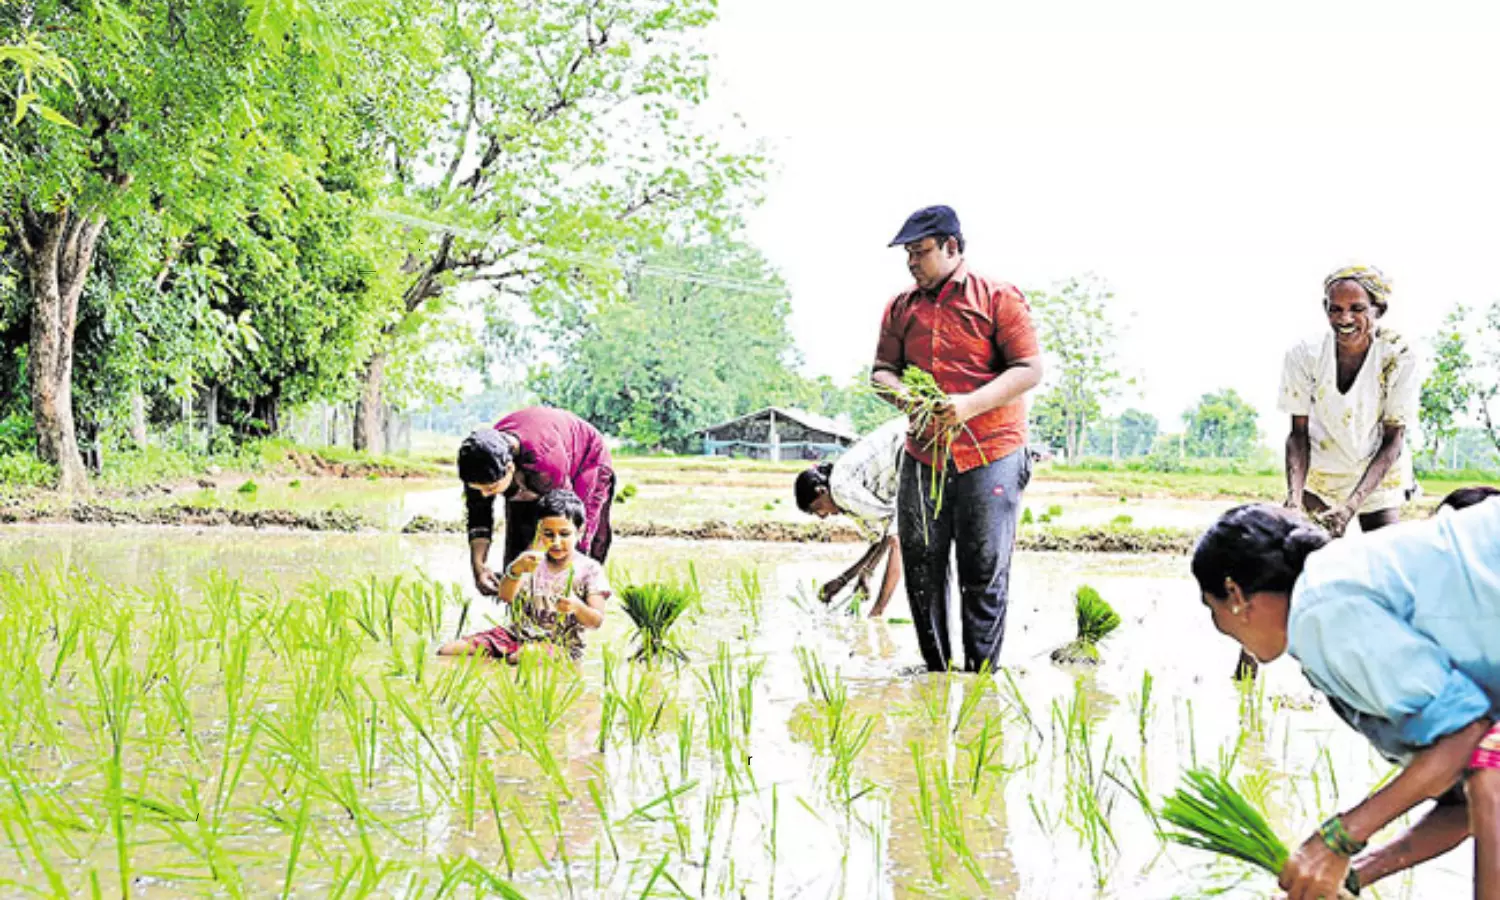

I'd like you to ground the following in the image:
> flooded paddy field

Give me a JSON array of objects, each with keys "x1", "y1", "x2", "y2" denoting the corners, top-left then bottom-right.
[{"x1": 0, "y1": 525, "x2": 1470, "y2": 898}]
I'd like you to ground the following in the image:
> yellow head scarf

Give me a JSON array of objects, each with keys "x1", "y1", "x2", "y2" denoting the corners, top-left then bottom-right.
[{"x1": 1323, "y1": 264, "x2": 1392, "y2": 309}]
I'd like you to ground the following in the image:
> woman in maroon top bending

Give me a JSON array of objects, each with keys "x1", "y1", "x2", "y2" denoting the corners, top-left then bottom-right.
[{"x1": 457, "y1": 407, "x2": 615, "y2": 596}]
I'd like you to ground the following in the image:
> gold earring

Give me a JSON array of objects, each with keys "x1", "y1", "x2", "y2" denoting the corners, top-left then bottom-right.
[{"x1": 1230, "y1": 605, "x2": 1244, "y2": 616}]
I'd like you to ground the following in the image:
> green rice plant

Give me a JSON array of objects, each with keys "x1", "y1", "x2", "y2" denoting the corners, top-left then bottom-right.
[
  {"x1": 1159, "y1": 767, "x2": 1360, "y2": 897},
  {"x1": 1111, "y1": 513, "x2": 1134, "y2": 527},
  {"x1": 1046, "y1": 503, "x2": 1064, "y2": 518},
  {"x1": 237, "y1": 478, "x2": 258, "y2": 494},
  {"x1": 618, "y1": 579, "x2": 697, "y2": 663},
  {"x1": 602, "y1": 646, "x2": 672, "y2": 748},
  {"x1": 794, "y1": 649, "x2": 876, "y2": 803},
  {"x1": 958, "y1": 713, "x2": 1013, "y2": 797},
  {"x1": 897, "y1": 366, "x2": 987, "y2": 529},
  {"x1": 1132, "y1": 669, "x2": 1156, "y2": 745},
  {"x1": 677, "y1": 709, "x2": 695, "y2": 780},
  {"x1": 698, "y1": 644, "x2": 756, "y2": 791},
  {"x1": 909, "y1": 740, "x2": 989, "y2": 889},
  {"x1": 1050, "y1": 584, "x2": 1122, "y2": 665},
  {"x1": 1021, "y1": 507, "x2": 1035, "y2": 525},
  {"x1": 485, "y1": 652, "x2": 580, "y2": 793},
  {"x1": 729, "y1": 567, "x2": 764, "y2": 628}
]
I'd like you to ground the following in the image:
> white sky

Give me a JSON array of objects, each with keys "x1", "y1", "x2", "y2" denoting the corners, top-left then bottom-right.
[{"x1": 703, "y1": 0, "x2": 1500, "y2": 438}]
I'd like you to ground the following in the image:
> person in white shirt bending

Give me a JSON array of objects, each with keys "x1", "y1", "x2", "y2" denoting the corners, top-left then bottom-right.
[{"x1": 795, "y1": 417, "x2": 906, "y2": 618}]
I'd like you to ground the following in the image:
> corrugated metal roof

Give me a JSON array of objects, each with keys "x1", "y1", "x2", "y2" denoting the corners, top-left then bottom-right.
[{"x1": 696, "y1": 407, "x2": 858, "y2": 442}]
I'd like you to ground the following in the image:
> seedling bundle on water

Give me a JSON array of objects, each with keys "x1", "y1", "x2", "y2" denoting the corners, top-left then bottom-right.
[
  {"x1": 619, "y1": 579, "x2": 697, "y2": 663},
  {"x1": 1160, "y1": 768, "x2": 1360, "y2": 898},
  {"x1": 1050, "y1": 585, "x2": 1121, "y2": 665}
]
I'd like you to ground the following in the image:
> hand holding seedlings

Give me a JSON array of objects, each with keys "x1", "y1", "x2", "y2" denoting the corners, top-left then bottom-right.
[
  {"x1": 931, "y1": 391, "x2": 977, "y2": 428},
  {"x1": 1280, "y1": 832, "x2": 1355, "y2": 900}
]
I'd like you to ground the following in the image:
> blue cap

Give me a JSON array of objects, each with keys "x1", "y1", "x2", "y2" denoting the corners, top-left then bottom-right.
[{"x1": 889, "y1": 205, "x2": 961, "y2": 247}]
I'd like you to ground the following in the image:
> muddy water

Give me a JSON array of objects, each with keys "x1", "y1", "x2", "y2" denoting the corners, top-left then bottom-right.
[{"x1": 0, "y1": 525, "x2": 1471, "y2": 898}]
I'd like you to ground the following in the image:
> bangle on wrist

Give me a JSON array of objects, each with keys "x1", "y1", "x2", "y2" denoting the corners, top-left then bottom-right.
[
  {"x1": 1319, "y1": 815, "x2": 1367, "y2": 857},
  {"x1": 502, "y1": 564, "x2": 522, "y2": 582}
]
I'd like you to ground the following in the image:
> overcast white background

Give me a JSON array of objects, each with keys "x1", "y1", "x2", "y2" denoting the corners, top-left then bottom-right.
[{"x1": 702, "y1": 0, "x2": 1500, "y2": 439}]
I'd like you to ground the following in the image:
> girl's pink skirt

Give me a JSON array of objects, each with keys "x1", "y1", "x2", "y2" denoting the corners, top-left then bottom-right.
[{"x1": 466, "y1": 625, "x2": 522, "y2": 658}]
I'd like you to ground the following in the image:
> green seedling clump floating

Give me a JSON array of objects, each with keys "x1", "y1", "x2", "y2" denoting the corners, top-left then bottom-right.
[
  {"x1": 619, "y1": 580, "x2": 697, "y2": 663},
  {"x1": 1050, "y1": 585, "x2": 1122, "y2": 665},
  {"x1": 1160, "y1": 768, "x2": 1360, "y2": 897}
]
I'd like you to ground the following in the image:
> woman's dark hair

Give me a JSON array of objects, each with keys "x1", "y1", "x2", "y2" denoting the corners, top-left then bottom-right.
[
  {"x1": 1192, "y1": 504, "x2": 1331, "y2": 599},
  {"x1": 457, "y1": 428, "x2": 513, "y2": 484},
  {"x1": 536, "y1": 489, "x2": 586, "y2": 528},
  {"x1": 1437, "y1": 485, "x2": 1500, "y2": 513},
  {"x1": 794, "y1": 462, "x2": 835, "y2": 513}
]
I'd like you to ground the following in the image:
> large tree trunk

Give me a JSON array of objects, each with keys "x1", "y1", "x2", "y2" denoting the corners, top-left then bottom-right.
[
  {"x1": 128, "y1": 391, "x2": 148, "y2": 447},
  {"x1": 354, "y1": 351, "x2": 387, "y2": 454},
  {"x1": 18, "y1": 206, "x2": 104, "y2": 494}
]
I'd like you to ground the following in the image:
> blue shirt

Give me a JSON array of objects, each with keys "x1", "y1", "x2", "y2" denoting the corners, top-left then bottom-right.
[{"x1": 1287, "y1": 499, "x2": 1500, "y2": 765}]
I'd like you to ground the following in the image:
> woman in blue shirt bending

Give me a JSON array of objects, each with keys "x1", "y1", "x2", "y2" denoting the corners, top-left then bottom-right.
[{"x1": 1192, "y1": 495, "x2": 1500, "y2": 900}]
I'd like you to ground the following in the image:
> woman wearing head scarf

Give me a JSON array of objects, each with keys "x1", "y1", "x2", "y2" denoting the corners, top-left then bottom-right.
[
  {"x1": 1280, "y1": 265, "x2": 1421, "y2": 538},
  {"x1": 1192, "y1": 500, "x2": 1500, "y2": 900},
  {"x1": 456, "y1": 407, "x2": 614, "y2": 596}
]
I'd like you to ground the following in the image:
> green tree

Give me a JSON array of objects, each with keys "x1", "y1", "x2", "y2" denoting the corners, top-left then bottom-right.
[
  {"x1": 1030, "y1": 275, "x2": 1125, "y2": 461},
  {"x1": 0, "y1": 0, "x2": 424, "y2": 489},
  {"x1": 1028, "y1": 388, "x2": 1070, "y2": 455},
  {"x1": 351, "y1": 0, "x2": 763, "y2": 452},
  {"x1": 1473, "y1": 300, "x2": 1500, "y2": 456},
  {"x1": 531, "y1": 240, "x2": 795, "y2": 450},
  {"x1": 1419, "y1": 305, "x2": 1474, "y2": 467},
  {"x1": 1183, "y1": 389, "x2": 1261, "y2": 459},
  {"x1": 1083, "y1": 407, "x2": 1158, "y2": 458}
]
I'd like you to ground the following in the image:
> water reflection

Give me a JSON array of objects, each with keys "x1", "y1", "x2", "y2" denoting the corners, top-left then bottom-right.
[{"x1": 0, "y1": 526, "x2": 1474, "y2": 897}]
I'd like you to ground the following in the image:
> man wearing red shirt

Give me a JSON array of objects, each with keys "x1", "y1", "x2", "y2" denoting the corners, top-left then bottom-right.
[{"x1": 871, "y1": 205, "x2": 1044, "y2": 672}]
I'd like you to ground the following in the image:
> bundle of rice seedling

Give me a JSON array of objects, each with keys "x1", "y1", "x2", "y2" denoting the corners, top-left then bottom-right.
[
  {"x1": 897, "y1": 366, "x2": 986, "y2": 528},
  {"x1": 1160, "y1": 768, "x2": 1360, "y2": 897},
  {"x1": 619, "y1": 581, "x2": 697, "y2": 663},
  {"x1": 1050, "y1": 585, "x2": 1122, "y2": 665}
]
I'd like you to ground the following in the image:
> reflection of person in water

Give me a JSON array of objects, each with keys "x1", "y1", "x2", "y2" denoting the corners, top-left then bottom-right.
[
  {"x1": 1192, "y1": 499, "x2": 1500, "y2": 900},
  {"x1": 795, "y1": 417, "x2": 906, "y2": 617}
]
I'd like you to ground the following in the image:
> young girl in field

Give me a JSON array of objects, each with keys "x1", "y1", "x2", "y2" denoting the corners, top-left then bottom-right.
[{"x1": 437, "y1": 488, "x2": 610, "y2": 663}]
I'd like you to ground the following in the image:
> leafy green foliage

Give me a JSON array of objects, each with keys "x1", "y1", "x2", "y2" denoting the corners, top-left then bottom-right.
[
  {"x1": 1183, "y1": 389, "x2": 1261, "y2": 459},
  {"x1": 531, "y1": 241, "x2": 797, "y2": 450},
  {"x1": 1420, "y1": 305, "x2": 1474, "y2": 464}
]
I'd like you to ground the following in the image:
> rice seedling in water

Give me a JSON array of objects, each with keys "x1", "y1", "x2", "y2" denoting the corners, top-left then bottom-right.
[
  {"x1": 1050, "y1": 584, "x2": 1122, "y2": 665},
  {"x1": 618, "y1": 580, "x2": 697, "y2": 663},
  {"x1": 793, "y1": 648, "x2": 876, "y2": 803},
  {"x1": 729, "y1": 566, "x2": 765, "y2": 627},
  {"x1": 910, "y1": 740, "x2": 989, "y2": 890},
  {"x1": 1159, "y1": 767, "x2": 1360, "y2": 898},
  {"x1": 697, "y1": 643, "x2": 758, "y2": 792}
]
